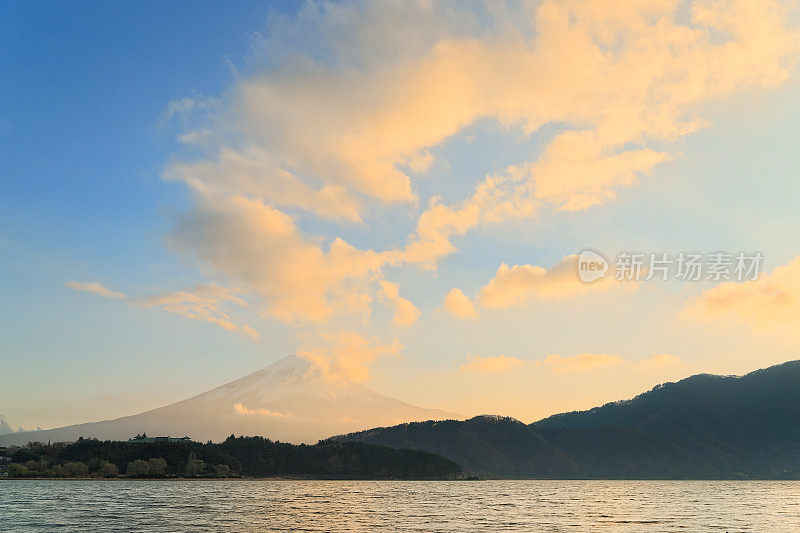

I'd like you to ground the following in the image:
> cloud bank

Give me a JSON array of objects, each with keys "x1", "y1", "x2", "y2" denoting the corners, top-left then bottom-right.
[{"x1": 163, "y1": 0, "x2": 797, "y2": 331}]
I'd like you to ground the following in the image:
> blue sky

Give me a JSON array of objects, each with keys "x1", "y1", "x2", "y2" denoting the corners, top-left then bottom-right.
[
  {"x1": 2, "y1": 0, "x2": 800, "y2": 430},
  {"x1": 1, "y1": 1, "x2": 294, "y2": 427}
]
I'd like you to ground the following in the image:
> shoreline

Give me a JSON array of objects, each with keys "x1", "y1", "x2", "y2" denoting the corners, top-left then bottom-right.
[{"x1": 4, "y1": 476, "x2": 800, "y2": 481}]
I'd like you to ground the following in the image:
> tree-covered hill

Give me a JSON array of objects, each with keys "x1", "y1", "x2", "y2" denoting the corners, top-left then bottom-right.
[
  {"x1": 4, "y1": 435, "x2": 461, "y2": 479},
  {"x1": 534, "y1": 360, "x2": 800, "y2": 476},
  {"x1": 327, "y1": 415, "x2": 578, "y2": 478},
  {"x1": 335, "y1": 360, "x2": 800, "y2": 479}
]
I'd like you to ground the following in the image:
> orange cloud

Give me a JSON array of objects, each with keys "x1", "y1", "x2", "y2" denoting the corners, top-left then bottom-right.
[
  {"x1": 640, "y1": 353, "x2": 682, "y2": 369},
  {"x1": 478, "y1": 255, "x2": 623, "y2": 309},
  {"x1": 233, "y1": 404, "x2": 291, "y2": 417},
  {"x1": 379, "y1": 280, "x2": 420, "y2": 327},
  {"x1": 297, "y1": 331, "x2": 402, "y2": 383},
  {"x1": 66, "y1": 281, "x2": 125, "y2": 299},
  {"x1": 684, "y1": 255, "x2": 800, "y2": 338},
  {"x1": 170, "y1": 195, "x2": 385, "y2": 323},
  {"x1": 442, "y1": 288, "x2": 479, "y2": 319},
  {"x1": 163, "y1": 0, "x2": 799, "y2": 326},
  {"x1": 135, "y1": 283, "x2": 259, "y2": 339},
  {"x1": 164, "y1": 147, "x2": 364, "y2": 222},
  {"x1": 67, "y1": 279, "x2": 259, "y2": 338}
]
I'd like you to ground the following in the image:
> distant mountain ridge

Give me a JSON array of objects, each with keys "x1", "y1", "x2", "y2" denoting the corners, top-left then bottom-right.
[
  {"x1": 0, "y1": 415, "x2": 16, "y2": 435},
  {"x1": 0, "y1": 414, "x2": 40, "y2": 436},
  {"x1": 334, "y1": 360, "x2": 800, "y2": 479},
  {"x1": 332, "y1": 415, "x2": 579, "y2": 478},
  {"x1": 0, "y1": 355, "x2": 458, "y2": 446}
]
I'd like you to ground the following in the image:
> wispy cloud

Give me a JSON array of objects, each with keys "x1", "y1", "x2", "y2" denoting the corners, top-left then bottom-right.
[
  {"x1": 156, "y1": 93, "x2": 219, "y2": 132},
  {"x1": 66, "y1": 281, "x2": 125, "y2": 299},
  {"x1": 67, "y1": 279, "x2": 259, "y2": 339},
  {"x1": 233, "y1": 403, "x2": 291, "y2": 417},
  {"x1": 135, "y1": 283, "x2": 259, "y2": 339}
]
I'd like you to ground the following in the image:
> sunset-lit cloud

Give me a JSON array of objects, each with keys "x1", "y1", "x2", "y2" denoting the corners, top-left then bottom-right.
[
  {"x1": 164, "y1": 0, "x2": 798, "y2": 328},
  {"x1": 67, "y1": 279, "x2": 258, "y2": 338},
  {"x1": 538, "y1": 353, "x2": 625, "y2": 374},
  {"x1": 233, "y1": 403, "x2": 291, "y2": 417},
  {"x1": 298, "y1": 331, "x2": 402, "y2": 383},
  {"x1": 135, "y1": 283, "x2": 260, "y2": 339},
  {"x1": 442, "y1": 288, "x2": 479, "y2": 320},
  {"x1": 478, "y1": 255, "x2": 621, "y2": 309},
  {"x1": 9, "y1": 0, "x2": 800, "y2": 437},
  {"x1": 164, "y1": 148, "x2": 364, "y2": 222},
  {"x1": 66, "y1": 281, "x2": 125, "y2": 299},
  {"x1": 684, "y1": 255, "x2": 800, "y2": 339},
  {"x1": 169, "y1": 195, "x2": 385, "y2": 323},
  {"x1": 459, "y1": 355, "x2": 528, "y2": 373},
  {"x1": 379, "y1": 280, "x2": 420, "y2": 327}
]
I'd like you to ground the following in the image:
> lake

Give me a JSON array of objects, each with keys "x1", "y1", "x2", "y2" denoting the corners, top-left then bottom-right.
[{"x1": 2, "y1": 479, "x2": 799, "y2": 531}]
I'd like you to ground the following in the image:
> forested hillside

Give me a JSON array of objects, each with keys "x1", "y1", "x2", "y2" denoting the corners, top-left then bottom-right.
[
  {"x1": 335, "y1": 361, "x2": 800, "y2": 479},
  {"x1": 4, "y1": 435, "x2": 461, "y2": 479}
]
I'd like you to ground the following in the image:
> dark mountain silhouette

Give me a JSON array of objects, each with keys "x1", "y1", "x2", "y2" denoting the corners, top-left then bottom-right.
[
  {"x1": 7, "y1": 436, "x2": 461, "y2": 480},
  {"x1": 333, "y1": 360, "x2": 800, "y2": 479},
  {"x1": 330, "y1": 415, "x2": 579, "y2": 478}
]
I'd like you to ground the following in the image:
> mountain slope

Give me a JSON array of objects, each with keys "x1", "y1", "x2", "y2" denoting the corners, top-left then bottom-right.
[
  {"x1": 0, "y1": 415, "x2": 16, "y2": 435},
  {"x1": 332, "y1": 415, "x2": 579, "y2": 478},
  {"x1": 534, "y1": 360, "x2": 800, "y2": 473},
  {"x1": 336, "y1": 360, "x2": 800, "y2": 478},
  {"x1": 0, "y1": 355, "x2": 458, "y2": 446}
]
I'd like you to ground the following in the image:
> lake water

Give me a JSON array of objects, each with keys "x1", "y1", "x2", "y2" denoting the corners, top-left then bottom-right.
[{"x1": 2, "y1": 479, "x2": 799, "y2": 531}]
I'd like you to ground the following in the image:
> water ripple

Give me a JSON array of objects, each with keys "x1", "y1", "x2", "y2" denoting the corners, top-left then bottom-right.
[{"x1": 1, "y1": 480, "x2": 800, "y2": 531}]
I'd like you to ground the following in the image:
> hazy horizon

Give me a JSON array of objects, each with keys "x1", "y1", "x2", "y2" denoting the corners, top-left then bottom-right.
[{"x1": 1, "y1": 353, "x2": 797, "y2": 439}]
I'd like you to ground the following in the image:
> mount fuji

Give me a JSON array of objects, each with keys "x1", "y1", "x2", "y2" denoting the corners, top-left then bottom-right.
[{"x1": 0, "y1": 355, "x2": 458, "y2": 445}]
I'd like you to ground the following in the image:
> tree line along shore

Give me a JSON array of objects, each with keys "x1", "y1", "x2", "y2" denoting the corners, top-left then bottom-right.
[{"x1": 0, "y1": 435, "x2": 462, "y2": 480}]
